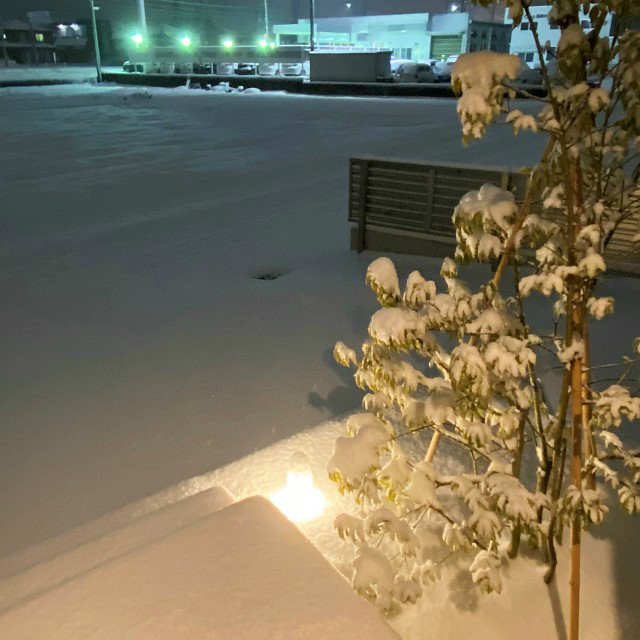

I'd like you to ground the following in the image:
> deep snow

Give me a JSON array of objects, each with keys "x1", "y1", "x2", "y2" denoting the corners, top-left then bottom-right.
[
  {"x1": 1, "y1": 83, "x2": 639, "y2": 639},
  {"x1": 0, "y1": 84, "x2": 547, "y2": 556}
]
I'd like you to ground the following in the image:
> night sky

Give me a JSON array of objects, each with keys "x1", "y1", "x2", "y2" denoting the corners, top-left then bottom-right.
[
  {"x1": 2, "y1": 1, "x2": 456, "y2": 25},
  {"x1": 3, "y1": 1, "x2": 287, "y2": 26}
]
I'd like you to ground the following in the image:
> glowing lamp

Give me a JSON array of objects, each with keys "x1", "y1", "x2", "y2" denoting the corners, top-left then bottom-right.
[
  {"x1": 131, "y1": 33, "x2": 143, "y2": 45},
  {"x1": 180, "y1": 35, "x2": 192, "y2": 47},
  {"x1": 270, "y1": 453, "x2": 325, "y2": 523},
  {"x1": 258, "y1": 39, "x2": 268, "y2": 49},
  {"x1": 269, "y1": 42, "x2": 276, "y2": 49},
  {"x1": 223, "y1": 38, "x2": 234, "y2": 50}
]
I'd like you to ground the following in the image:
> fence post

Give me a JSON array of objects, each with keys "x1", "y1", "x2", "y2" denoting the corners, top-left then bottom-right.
[{"x1": 357, "y1": 159, "x2": 369, "y2": 253}]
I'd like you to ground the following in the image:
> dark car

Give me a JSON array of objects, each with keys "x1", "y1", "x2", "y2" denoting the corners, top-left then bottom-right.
[{"x1": 236, "y1": 63, "x2": 258, "y2": 75}]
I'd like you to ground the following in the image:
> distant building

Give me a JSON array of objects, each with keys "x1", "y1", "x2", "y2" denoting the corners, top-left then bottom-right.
[
  {"x1": 505, "y1": 4, "x2": 613, "y2": 67},
  {"x1": 1, "y1": 18, "x2": 55, "y2": 64},
  {"x1": 274, "y1": 9, "x2": 510, "y2": 61}
]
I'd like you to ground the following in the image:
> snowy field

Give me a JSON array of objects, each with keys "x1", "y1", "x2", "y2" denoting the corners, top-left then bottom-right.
[
  {"x1": 0, "y1": 65, "x2": 121, "y2": 84},
  {"x1": 1, "y1": 84, "x2": 638, "y2": 637}
]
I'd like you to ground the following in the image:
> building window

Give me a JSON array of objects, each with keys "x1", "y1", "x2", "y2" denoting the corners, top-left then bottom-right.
[
  {"x1": 35, "y1": 33, "x2": 44, "y2": 42},
  {"x1": 525, "y1": 52, "x2": 534, "y2": 63}
]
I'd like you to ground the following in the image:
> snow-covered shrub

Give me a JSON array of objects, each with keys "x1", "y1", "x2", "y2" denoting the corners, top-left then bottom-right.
[{"x1": 330, "y1": 2, "x2": 640, "y2": 634}]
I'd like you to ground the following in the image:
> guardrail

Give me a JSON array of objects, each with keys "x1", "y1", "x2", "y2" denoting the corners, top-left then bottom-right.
[{"x1": 348, "y1": 155, "x2": 639, "y2": 273}]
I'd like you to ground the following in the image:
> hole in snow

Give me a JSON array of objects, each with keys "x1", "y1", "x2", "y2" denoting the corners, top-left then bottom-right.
[
  {"x1": 251, "y1": 268, "x2": 289, "y2": 280},
  {"x1": 252, "y1": 270, "x2": 287, "y2": 281}
]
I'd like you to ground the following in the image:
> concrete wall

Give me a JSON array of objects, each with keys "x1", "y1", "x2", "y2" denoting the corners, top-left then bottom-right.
[{"x1": 309, "y1": 50, "x2": 391, "y2": 82}]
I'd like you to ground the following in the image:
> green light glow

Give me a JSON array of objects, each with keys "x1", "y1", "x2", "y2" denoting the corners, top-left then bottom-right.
[
  {"x1": 258, "y1": 39, "x2": 267, "y2": 48},
  {"x1": 180, "y1": 35, "x2": 192, "y2": 47},
  {"x1": 223, "y1": 38, "x2": 233, "y2": 49},
  {"x1": 131, "y1": 33, "x2": 143, "y2": 45}
]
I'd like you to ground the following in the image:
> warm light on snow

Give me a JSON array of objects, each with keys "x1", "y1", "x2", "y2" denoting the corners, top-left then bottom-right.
[{"x1": 271, "y1": 470, "x2": 325, "y2": 523}]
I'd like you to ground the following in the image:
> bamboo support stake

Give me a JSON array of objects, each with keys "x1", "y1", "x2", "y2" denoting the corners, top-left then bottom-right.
[{"x1": 569, "y1": 344, "x2": 584, "y2": 640}]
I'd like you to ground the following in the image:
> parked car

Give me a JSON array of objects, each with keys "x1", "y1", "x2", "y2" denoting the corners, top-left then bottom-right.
[
  {"x1": 433, "y1": 54, "x2": 459, "y2": 82},
  {"x1": 516, "y1": 61, "x2": 543, "y2": 85},
  {"x1": 390, "y1": 58, "x2": 412, "y2": 79},
  {"x1": 280, "y1": 62, "x2": 307, "y2": 76},
  {"x1": 393, "y1": 62, "x2": 435, "y2": 83},
  {"x1": 258, "y1": 62, "x2": 279, "y2": 76},
  {"x1": 193, "y1": 62, "x2": 214, "y2": 74},
  {"x1": 236, "y1": 62, "x2": 258, "y2": 75},
  {"x1": 173, "y1": 62, "x2": 193, "y2": 74},
  {"x1": 215, "y1": 62, "x2": 236, "y2": 75}
]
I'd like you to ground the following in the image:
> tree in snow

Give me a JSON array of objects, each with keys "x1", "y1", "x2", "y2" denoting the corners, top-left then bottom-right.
[{"x1": 329, "y1": 2, "x2": 640, "y2": 638}]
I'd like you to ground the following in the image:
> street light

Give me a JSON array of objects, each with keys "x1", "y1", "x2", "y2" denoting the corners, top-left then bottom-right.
[
  {"x1": 179, "y1": 35, "x2": 192, "y2": 48},
  {"x1": 309, "y1": 0, "x2": 315, "y2": 51},
  {"x1": 263, "y1": 0, "x2": 270, "y2": 35},
  {"x1": 89, "y1": 0, "x2": 102, "y2": 82},
  {"x1": 223, "y1": 38, "x2": 234, "y2": 50},
  {"x1": 137, "y1": 0, "x2": 148, "y2": 39},
  {"x1": 131, "y1": 33, "x2": 143, "y2": 46}
]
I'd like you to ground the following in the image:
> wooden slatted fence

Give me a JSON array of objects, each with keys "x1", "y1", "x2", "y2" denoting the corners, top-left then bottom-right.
[{"x1": 348, "y1": 156, "x2": 639, "y2": 273}]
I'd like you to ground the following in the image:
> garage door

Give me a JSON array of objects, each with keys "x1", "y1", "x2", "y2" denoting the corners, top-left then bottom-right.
[{"x1": 430, "y1": 35, "x2": 463, "y2": 59}]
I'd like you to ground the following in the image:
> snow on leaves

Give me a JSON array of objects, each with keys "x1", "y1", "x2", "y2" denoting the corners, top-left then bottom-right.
[
  {"x1": 452, "y1": 52, "x2": 521, "y2": 142},
  {"x1": 366, "y1": 257, "x2": 401, "y2": 306},
  {"x1": 470, "y1": 550, "x2": 503, "y2": 594},
  {"x1": 331, "y1": 1, "x2": 640, "y2": 615}
]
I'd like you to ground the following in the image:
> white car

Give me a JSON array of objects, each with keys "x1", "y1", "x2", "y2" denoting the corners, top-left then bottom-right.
[
  {"x1": 280, "y1": 62, "x2": 308, "y2": 76},
  {"x1": 390, "y1": 58, "x2": 413, "y2": 75},
  {"x1": 433, "y1": 54, "x2": 459, "y2": 82},
  {"x1": 393, "y1": 62, "x2": 435, "y2": 83},
  {"x1": 215, "y1": 62, "x2": 236, "y2": 75},
  {"x1": 258, "y1": 62, "x2": 279, "y2": 76}
]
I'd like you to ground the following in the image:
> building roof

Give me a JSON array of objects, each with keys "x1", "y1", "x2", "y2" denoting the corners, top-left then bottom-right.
[{"x1": 1, "y1": 19, "x2": 31, "y2": 30}]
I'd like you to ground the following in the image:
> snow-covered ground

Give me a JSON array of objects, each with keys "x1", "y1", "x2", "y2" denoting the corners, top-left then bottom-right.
[
  {"x1": 1, "y1": 84, "x2": 638, "y2": 637},
  {"x1": 0, "y1": 84, "x2": 547, "y2": 555},
  {"x1": 0, "y1": 65, "x2": 121, "y2": 84}
]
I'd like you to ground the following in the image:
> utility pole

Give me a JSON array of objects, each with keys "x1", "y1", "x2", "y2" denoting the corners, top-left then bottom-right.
[
  {"x1": 2, "y1": 29, "x2": 9, "y2": 67},
  {"x1": 309, "y1": 0, "x2": 315, "y2": 50},
  {"x1": 137, "y1": 0, "x2": 148, "y2": 38},
  {"x1": 89, "y1": 0, "x2": 102, "y2": 82},
  {"x1": 263, "y1": 0, "x2": 269, "y2": 35}
]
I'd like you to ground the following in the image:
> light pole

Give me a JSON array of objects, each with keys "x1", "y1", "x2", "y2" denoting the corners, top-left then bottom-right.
[
  {"x1": 89, "y1": 0, "x2": 102, "y2": 82},
  {"x1": 137, "y1": 0, "x2": 148, "y2": 38},
  {"x1": 309, "y1": 0, "x2": 315, "y2": 51},
  {"x1": 263, "y1": 0, "x2": 269, "y2": 35}
]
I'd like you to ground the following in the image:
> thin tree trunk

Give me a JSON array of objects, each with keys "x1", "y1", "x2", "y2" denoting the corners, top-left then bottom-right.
[
  {"x1": 582, "y1": 322, "x2": 595, "y2": 490},
  {"x1": 425, "y1": 137, "x2": 556, "y2": 464},
  {"x1": 509, "y1": 413, "x2": 527, "y2": 558},
  {"x1": 567, "y1": 161, "x2": 585, "y2": 640}
]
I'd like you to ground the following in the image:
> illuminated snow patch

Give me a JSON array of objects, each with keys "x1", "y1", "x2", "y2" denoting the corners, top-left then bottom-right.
[{"x1": 271, "y1": 470, "x2": 326, "y2": 523}]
